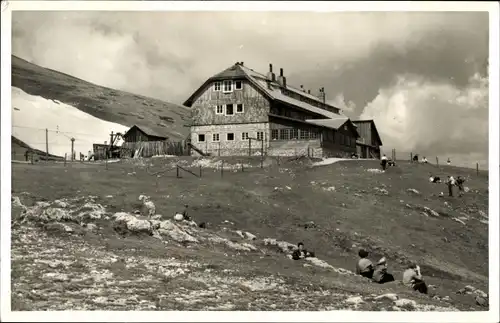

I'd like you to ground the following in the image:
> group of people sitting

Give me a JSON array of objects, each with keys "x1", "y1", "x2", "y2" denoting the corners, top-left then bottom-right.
[
  {"x1": 356, "y1": 249, "x2": 428, "y2": 294},
  {"x1": 291, "y1": 245, "x2": 428, "y2": 295}
]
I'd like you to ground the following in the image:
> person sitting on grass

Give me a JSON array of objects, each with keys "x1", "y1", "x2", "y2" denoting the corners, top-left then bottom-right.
[
  {"x1": 403, "y1": 263, "x2": 428, "y2": 294},
  {"x1": 356, "y1": 249, "x2": 374, "y2": 279},
  {"x1": 372, "y1": 257, "x2": 395, "y2": 284},
  {"x1": 292, "y1": 242, "x2": 315, "y2": 260}
]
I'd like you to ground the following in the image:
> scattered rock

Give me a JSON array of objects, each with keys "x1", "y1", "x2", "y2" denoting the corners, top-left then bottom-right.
[
  {"x1": 407, "y1": 188, "x2": 420, "y2": 195},
  {"x1": 475, "y1": 296, "x2": 488, "y2": 307},
  {"x1": 86, "y1": 223, "x2": 97, "y2": 231},
  {"x1": 452, "y1": 218, "x2": 466, "y2": 225},
  {"x1": 53, "y1": 199, "x2": 69, "y2": 208},
  {"x1": 345, "y1": 296, "x2": 364, "y2": 305},
  {"x1": 394, "y1": 298, "x2": 416, "y2": 309},
  {"x1": 244, "y1": 231, "x2": 257, "y2": 241},
  {"x1": 375, "y1": 293, "x2": 398, "y2": 302},
  {"x1": 157, "y1": 220, "x2": 198, "y2": 243},
  {"x1": 478, "y1": 210, "x2": 488, "y2": 218},
  {"x1": 235, "y1": 230, "x2": 245, "y2": 239},
  {"x1": 42, "y1": 272, "x2": 70, "y2": 282},
  {"x1": 374, "y1": 187, "x2": 389, "y2": 195}
]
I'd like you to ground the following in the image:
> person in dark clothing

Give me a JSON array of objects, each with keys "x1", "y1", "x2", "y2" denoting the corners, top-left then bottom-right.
[
  {"x1": 181, "y1": 204, "x2": 191, "y2": 221},
  {"x1": 412, "y1": 154, "x2": 419, "y2": 163},
  {"x1": 292, "y1": 242, "x2": 314, "y2": 260},
  {"x1": 372, "y1": 257, "x2": 395, "y2": 284},
  {"x1": 456, "y1": 176, "x2": 465, "y2": 196},
  {"x1": 356, "y1": 249, "x2": 374, "y2": 279}
]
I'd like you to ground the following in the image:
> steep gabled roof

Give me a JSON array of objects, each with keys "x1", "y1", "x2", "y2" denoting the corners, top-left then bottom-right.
[
  {"x1": 183, "y1": 63, "x2": 342, "y2": 119},
  {"x1": 352, "y1": 119, "x2": 383, "y2": 146},
  {"x1": 306, "y1": 117, "x2": 360, "y2": 138},
  {"x1": 124, "y1": 125, "x2": 168, "y2": 140}
]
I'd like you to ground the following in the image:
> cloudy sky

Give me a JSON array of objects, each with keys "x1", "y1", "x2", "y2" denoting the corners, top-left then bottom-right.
[{"x1": 12, "y1": 10, "x2": 490, "y2": 168}]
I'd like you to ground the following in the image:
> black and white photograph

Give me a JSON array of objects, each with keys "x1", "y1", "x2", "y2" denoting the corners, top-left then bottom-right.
[{"x1": 1, "y1": 1, "x2": 498, "y2": 322}]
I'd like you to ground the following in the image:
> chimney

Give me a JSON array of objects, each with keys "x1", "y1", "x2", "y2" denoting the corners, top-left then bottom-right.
[
  {"x1": 300, "y1": 85, "x2": 305, "y2": 92},
  {"x1": 277, "y1": 68, "x2": 287, "y2": 88},
  {"x1": 307, "y1": 89, "x2": 311, "y2": 94},
  {"x1": 319, "y1": 87, "x2": 326, "y2": 103},
  {"x1": 241, "y1": 62, "x2": 244, "y2": 66},
  {"x1": 267, "y1": 63, "x2": 276, "y2": 82}
]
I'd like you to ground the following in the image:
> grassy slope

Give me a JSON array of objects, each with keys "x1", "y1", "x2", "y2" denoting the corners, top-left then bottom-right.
[
  {"x1": 10, "y1": 158, "x2": 488, "y2": 311},
  {"x1": 11, "y1": 55, "x2": 191, "y2": 141}
]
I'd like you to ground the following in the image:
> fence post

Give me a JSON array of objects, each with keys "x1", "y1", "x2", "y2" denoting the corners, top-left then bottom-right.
[
  {"x1": 436, "y1": 157, "x2": 439, "y2": 166},
  {"x1": 248, "y1": 138, "x2": 252, "y2": 156},
  {"x1": 221, "y1": 160, "x2": 224, "y2": 178},
  {"x1": 64, "y1": 153, "x2": 67, "y2": 167},
  {"x1": 31, "y1": 152, "x2": 34, "y2": 165},
  {"x1": 476, "y1": 163, "x2": 479, "y2": 176},
  {"x1": 241, "y1": 164, "x2": 244, "y2": 172},
  {"x1": 410, "y1": 152, "x2": 413, "y2": 163},
  {"x1": 199, "y1": 165, "x2": 202, "y2": 178},
  {"x1": 105, "y1": 149, "x2": 108, "y2": 170},
  {"x1": 261, "y1": 140, "x2": 264, "y2": 168},
  {"x1": 218, "y1": 142, "x2": 221, "y2": 157}
]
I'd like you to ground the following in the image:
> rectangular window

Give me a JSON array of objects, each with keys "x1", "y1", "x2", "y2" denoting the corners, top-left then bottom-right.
[
  {"x1": 223, "y1": 80, "x2": 233, "y2": 93},
  {"x1": 300, "y1": 129, "x2": 309, "y2": 140},
  {"x1": 310, "y1": 131, "x2": 319, "y2": 140},
  {"x1": 236, "y1": 103, "x2": 244, "y2": 113},
  {"x1": 215, "y1": 105, "x2": 223, "y2": 114},
  {"x1": 198, "y1": 134, "x2": 205, "y2": 142},
  {"x1": 235, "y1": 80, "x2": 243, "y2": 90},
  {"x1": 214, "y1": 82, "x2": 221, "y2": 91},
  {"x1": 227, "y1": 133, "x2": 234, "y2": 141},
  {"x1": 212, "y1": 133, "x2": 220, "y2": 142},
  {"x1": 242, "y1": 132, "x2": 249, "y2": 140},
  {"x1": 257, "y1": 132, "x2": 264, "y2": 141},
  {"x1": 271, "y1": 129, "x2": 279, "y2": 140},
  {"x1": 290, "y1": 129, "x2": 298, "y2": 140},
  {"x1": 279, "y1": 129, "x2": 290, "y2": 140},
  {"x1": 225, "y1": 104, "x2": 234, "y2": 116}
]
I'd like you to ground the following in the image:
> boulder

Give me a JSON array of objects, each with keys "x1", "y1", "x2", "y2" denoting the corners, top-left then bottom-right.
[
  {"x1": 394, "y1": 299, "x2": 416, "y2": 309},
  {"x1": 375, "y1": 293, "x2": 398, "y2": 302}
]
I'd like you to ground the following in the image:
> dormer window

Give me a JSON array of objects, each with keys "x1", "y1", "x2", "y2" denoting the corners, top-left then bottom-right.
[
  {"x1": 235, "y1": 80, "x2": 243, "y2": 90},
  {"x1": 223, "y1": 80, "x2": 233, "y2": 93},
  {"x1": 214, "y1": 82, "x2": 221, "y2": 91}
]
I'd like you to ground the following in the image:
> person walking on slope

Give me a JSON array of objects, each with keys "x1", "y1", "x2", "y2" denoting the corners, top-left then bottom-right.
[
  {"x1": 380, "y1": 154, "x2": 388, "y2": 171},
  {"x1": 403, "y1": 263, "x2": 428, "y2": 294}
]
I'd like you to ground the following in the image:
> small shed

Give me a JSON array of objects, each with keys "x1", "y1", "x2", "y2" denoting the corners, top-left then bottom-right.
[{"x1": 123, "y1": 125, "x2": 168, "y2": 143}]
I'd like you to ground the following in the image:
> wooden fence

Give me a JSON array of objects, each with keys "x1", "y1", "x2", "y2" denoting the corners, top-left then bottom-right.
[{"x1": 121, "y1": 140, "x2": 188, "y2": 158}]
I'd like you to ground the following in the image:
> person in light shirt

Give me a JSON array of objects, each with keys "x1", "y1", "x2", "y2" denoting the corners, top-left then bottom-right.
[
  {"x1": 380, "y1": 154, "x2": 388, "y2": 171},
  {"x1": 356, "y1": 249, "x2": 374, "y2": 279},
  {"x1": 403, "y1": 263, "x2": 428, "y2": 294}
]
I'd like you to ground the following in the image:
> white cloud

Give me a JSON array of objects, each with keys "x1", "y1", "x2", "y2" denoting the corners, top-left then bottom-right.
[
  {"x1": 360, "y1": 73, "x2": 489, "y2": 167},
  {"x1": 328, "y1": 93, "x2": 357, "y2": 118}
]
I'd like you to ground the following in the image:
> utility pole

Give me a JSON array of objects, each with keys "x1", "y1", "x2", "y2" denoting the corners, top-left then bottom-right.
[
  {"x1": 71, "y1": 138, "x2": 75, "y2": 161},
  {"x1": 45, "y1": 128, "x2": 49, "y2": 162}
]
